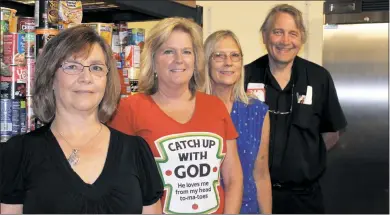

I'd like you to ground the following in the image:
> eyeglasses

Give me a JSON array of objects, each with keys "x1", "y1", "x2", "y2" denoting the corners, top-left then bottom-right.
[
  {"x1": 267, "y1": 84, "x2": 294, "y2": 115},
  {"x1": 211, "y1": 52, "x2": 243, "y2": 62},
  {"x1": 60, "y1": 61, "x2": 109, "y2": 77}
]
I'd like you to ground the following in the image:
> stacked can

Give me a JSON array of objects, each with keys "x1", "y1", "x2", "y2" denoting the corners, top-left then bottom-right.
[
  {"x1": 112, "y1": 23, "x2": 134, "y2": 97},
  {"x1": 119, "y1": 27, "x2": 144, "y2": 97},
  {"x1": 0, "y1": 15, "x2": 35, "y2": 142},
  {"x1": 111, "y1": 24, "x2": 125, "y2": 97}
]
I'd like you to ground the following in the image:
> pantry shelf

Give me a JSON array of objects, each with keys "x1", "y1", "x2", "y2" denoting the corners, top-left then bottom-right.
[{"x1": 1, "y1": 0, "x2": 203, "y2": 25}]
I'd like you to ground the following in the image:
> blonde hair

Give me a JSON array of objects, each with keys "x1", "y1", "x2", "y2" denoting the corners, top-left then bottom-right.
[
  {"x1": 261, "y1": 4, "x2": 307, "y2": 43},
  {"x1": 203, "y1": 30, "x2": 250, "y2": 104},
  {"x1": 138, "y1": 17, "x2": 205, "y2": 96}
]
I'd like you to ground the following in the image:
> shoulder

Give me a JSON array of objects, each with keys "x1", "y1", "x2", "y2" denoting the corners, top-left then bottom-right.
[
  {"x1": 249, "y1": 98, "x2": 269, "y2": 110},
  {"x1": 295, "y1": 56, "x2": 331, "y2": 79},
  {"x1": 196, "y1": 92, "x2": 229, "y2": 118},
  {"x1": 120, "y1": 93, "x2": 150, "y2": 106},
  {"x1": 5, "y1": 125, "x2": 49, "y2": 147},
  {"x1": 1, "y1": 125, "x2": 50, "y2": 165},
  {"x1": 109, "y1": 126, "x2": 143, "y2": 145},
  {"x1": 117, "y1": 93, "x2": 154, "y2": 112},
  {"x1": 244, "y1": 54, "x2": 269, "y2": 70},
  {"x1": 196, "y1": 91, "x2": 224, "y2": 106}
]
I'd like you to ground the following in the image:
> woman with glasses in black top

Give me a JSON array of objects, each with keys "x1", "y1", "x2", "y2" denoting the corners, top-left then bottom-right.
[{"x1": 0, "y1": 25, "x2": 163, "y2": 214}]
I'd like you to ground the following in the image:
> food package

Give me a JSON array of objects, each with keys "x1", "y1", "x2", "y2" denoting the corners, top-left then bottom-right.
[{"x1": 58, "y1": 1, "x2": 82, "y2": 24}]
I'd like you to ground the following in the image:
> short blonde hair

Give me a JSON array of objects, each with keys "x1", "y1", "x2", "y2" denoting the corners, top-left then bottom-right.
[
  {"x1": 261, "y1": 4, "x2": 307, "y2": 43},
  {"x1": 138, "y1": 17, "x2": 205, "y2": 96},
  {"x1": 33, "y1": 25, "x2": 121, "y2": 123},
  {"x1": 203, "y1": 30, "x2": 250, "y2": 104}
]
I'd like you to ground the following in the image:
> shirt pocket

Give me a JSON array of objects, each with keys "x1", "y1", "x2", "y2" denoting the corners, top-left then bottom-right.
[{"x1": 292, "y1": 104, "x2": 314, "y2": 129}]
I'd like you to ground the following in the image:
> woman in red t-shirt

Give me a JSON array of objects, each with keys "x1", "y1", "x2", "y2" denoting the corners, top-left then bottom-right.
[{"x1": 108, "y1": 17, "x2": 243, "y2": 214}]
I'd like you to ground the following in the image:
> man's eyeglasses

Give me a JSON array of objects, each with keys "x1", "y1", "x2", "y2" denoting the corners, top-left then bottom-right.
[
  {"x1": 60, "y1": 61, "x2": 109, "y2": 77},
  {"x1": 211, "y1": 52, "x2": 243, "y2": 62},
  {"x1": 267, "y1": 84, "x2": 294, "y2": 115}
]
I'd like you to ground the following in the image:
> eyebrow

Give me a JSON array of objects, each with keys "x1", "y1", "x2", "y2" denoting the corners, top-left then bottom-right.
[
  {"x1": 161, "y1": 46, "x2": 193, "y2": 50},
  {"x1": 89, "y1": 60, "x2": 105, "y2": 64},
  {"x1": 214, "y1": 51, "x2": 240, "y2": 53},
  {"x1": 66, "y1": 59, "x2": 105, "y2": 64}
]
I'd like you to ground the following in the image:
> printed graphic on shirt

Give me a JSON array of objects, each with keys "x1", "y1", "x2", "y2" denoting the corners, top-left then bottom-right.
[{"x1": 155, "y1": 132, "x2": 225, "y2": 214}]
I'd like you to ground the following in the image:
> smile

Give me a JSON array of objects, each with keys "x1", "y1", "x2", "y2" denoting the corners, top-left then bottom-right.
[
  {"x1": 219, "y1": 71, "x2": 234, "y2": 75},
  {"x1": 74, "y1": 90, "x2": 94, "y2": 93},
  {"x1": 276, "y1": 47, "x2": 294, "y2": 52},
  {"x1": 170, "y1": 69, "x2": 186, "y2": 72}
]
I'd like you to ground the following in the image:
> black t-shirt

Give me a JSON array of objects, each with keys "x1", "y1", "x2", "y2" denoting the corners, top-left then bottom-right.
[
  {"x1": 244, "y1": 55, "x2": 348, "y2": 185},
  {"x1": 0, "y1": 125, "x2": 163, "y2": 213}
]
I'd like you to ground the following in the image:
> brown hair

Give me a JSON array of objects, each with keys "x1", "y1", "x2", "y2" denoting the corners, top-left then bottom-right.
[
  {"x1": 138, "y1": 17, "x2": 205, "y2": 96},
  {"x1": 260, "y1": 4, "x2": 307, "y2": 43},
  {"x1": 32, "y1": 25, "x2": 121, "y2": 123}
]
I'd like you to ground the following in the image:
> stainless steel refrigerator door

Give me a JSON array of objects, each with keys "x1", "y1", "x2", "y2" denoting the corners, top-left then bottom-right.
[{"x1": 322, "y1": 23, "x2": 389, "y2": 213}]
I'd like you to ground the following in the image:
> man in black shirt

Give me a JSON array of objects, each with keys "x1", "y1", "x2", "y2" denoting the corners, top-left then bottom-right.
[{"x1": 244, "y1": 4, "x2": 347, "y2": 214}]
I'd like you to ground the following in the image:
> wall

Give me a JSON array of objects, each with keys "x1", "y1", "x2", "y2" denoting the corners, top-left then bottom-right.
[{"x1": 197, "y1": 1, "x2": 324, "y2": 66}]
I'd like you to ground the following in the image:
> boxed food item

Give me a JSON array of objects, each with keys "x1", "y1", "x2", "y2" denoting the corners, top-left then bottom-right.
[{"x1": 58, "y1": 1, "x2": 82, "y2": 24}]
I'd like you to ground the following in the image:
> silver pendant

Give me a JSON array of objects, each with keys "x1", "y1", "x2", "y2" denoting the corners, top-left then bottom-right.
[{"x1": 67, "y1": 149, "x2": 80, "y2": 167}]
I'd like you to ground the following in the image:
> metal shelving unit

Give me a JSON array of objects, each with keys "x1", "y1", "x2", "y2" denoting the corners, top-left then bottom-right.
[{"x1": 0, "y1": 0, "x2": 203, "y2": 25}]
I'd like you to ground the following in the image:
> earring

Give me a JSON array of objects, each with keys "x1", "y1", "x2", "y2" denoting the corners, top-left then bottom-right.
[{"x1": 154, "y1": 72, "x2": 158, "y2": 79}]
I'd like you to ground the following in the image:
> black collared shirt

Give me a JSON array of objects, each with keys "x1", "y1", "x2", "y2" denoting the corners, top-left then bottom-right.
[{"x1": 244, "y1": 54, "x2": 347, "y2": 185}]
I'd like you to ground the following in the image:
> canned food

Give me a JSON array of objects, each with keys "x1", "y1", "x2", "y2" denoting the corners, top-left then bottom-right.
[
  {"x1": 3, "y1": 33, "x2": 26, "y2": 66},
  {"x1": 1, "y1": 7, "x2": 17, "y2": 24},
  {"x1": 111, "y1": 28, "x2": 120, "y2": 52},
  {"x1": 124, "y1": 45, "x2": 140, "y2": 68},
  {"x1": 9, "y1": 15, "x2": 17, "y2": 33},
  {"x1": 35, "y1": 0, "x2": 58, "y2": 29},
  {"x1": 0, "y1": 20, "x2": 10, "y2": 57},
  {"x1": 0, "y1": 65, "x2": 27, "y2": 99},
  {"x1": 48, "y1": 0, "x2": 59, "y2": 25},
  {"x1": 118, "y1": 23, "x2": 128, "y2": 45},
  {"x1": 35, "y1": 28, "x2": 58, "y2": 56},
  {"x1": 130, "y1": 80, "x2": 139, "y2": 95},
  {"x1": 26, "y1": 57, "x2": 35, "y2": 65},
  {"x1": 128, "y1": 28, "x2": 145, "y2": 49},
  {"x1": 20, "y1": 99, "x2": 26, "y2": 134},
  {"x1": 26, "y1": 96, "x2": 35, "y2": 132},
  {"x1": 0, "y1": 99, "x2": 12, "y2": 143},
  {"x1": 84, "y1": 23, "x2": 113, "y2": 45},
  {"x1": 26, "y1": 59, "x2": 35, "y2": 96},
  {"x1": 24, "y1": 32, "x2": 36, "y2": 58},
  {"x1": 0, "y1": 58, "x2": 9, "y2": 76},
  {"x1": 17, "y1": 17, "x2": 35, "y2": 33},
  {"x1": 11, "y1": 99, "x2": 20, "y2": 135}
]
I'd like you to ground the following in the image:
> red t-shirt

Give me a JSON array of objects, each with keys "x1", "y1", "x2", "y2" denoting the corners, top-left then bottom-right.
[{"x1": 108, "y1": 91, "x2": 238, "y2": 214}]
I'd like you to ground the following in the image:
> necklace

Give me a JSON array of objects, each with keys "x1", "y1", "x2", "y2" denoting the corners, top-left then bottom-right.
[{"x1": 52, "y1": 124, "x2": 103, "y2": 167}]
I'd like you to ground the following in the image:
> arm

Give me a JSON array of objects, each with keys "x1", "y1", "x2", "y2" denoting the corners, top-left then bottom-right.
[
  {"x1": 253, "y1": 112, "x2": 272, "y2": 214},
  {"x1": 320, "y1": 70, "x2": 347, "y2": 147},
  {"x1": 221, "y1": 139, "x2": 243, "y2": 214},
  {"x1": 322, "y1": 131, "x2": 340, "y2": 151},
  {"x1": 142, "y1": 200, "x2": 162, "y2": 214},
  {"x1": 1, "y1": 136, "x2": 26, "y2": 215},
  {"x1": 0, "y1": 204, "x2": 23, "y2": 214}
]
